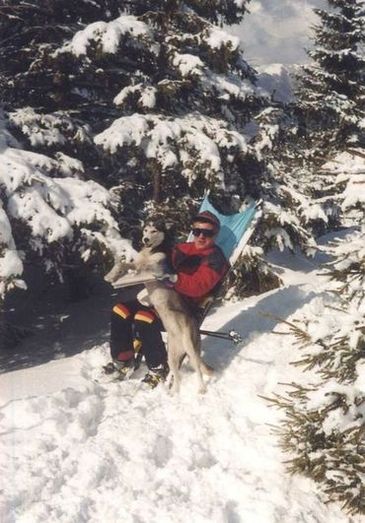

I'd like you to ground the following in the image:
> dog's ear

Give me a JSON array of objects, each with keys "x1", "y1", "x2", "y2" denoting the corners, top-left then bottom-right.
[
  {"x1": 152, "y1": 217, "x2": 175, "y2": 232},
  {"x1": 151, "y1": 218, "x2": 165, "y2": 231},
  {"x1": 143, "y1": 218, "x2": 157, "y2": 230}
]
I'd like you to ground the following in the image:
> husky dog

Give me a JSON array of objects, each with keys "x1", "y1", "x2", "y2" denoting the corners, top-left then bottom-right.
[{"x1": 105, "y1": 221, "x2": 213, "y2": 393}]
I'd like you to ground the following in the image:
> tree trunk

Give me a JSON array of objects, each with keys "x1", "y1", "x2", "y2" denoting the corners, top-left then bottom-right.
[{"x1": 153, "y1": 168, "x2": 161, "y2": 203}]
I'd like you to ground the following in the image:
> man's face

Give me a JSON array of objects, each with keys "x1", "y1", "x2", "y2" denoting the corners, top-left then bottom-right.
[{"x1": 191, "y1": 220, "x2": 217, "y2": 250}]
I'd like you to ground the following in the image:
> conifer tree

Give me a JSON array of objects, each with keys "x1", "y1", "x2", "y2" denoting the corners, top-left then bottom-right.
[
  {"x1": 1, "y1": 1, "x2": 249, "y2": 297},
  {"x1": 0, "y1": 2, "x2": 141, "y2": 309},
  {"x1": 266, "y1": 169, "x2": 365, "y2": 514},
  {"x1": 58, "y1": 1, "x2": 320, "y2": 294},
  {"x1": 252, "y1": 94, "x2": 344, "y2": 238},
  {"x1": 0, "y1": 0, "x2": 135, "y2": 183},
  {"x1": 0, "y1": 112, "x2": 133, "y2": 299},
  {"x1": 321, "y1": 148, "x2": 365, "y2": 225},
  {"x1": 298, "y1": 0, "x2": 365, "y2": 162},
  {"x1": 255, "y1": 1, "x2": 365, "y2": 239},
  {"x1": 0, "y1": 0, "x2": 322, "y2": 303}
]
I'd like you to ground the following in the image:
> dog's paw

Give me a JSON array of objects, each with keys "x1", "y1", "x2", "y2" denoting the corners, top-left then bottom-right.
[{"x1": 104, "y1": 260, "x2": 132, "y2": 283}]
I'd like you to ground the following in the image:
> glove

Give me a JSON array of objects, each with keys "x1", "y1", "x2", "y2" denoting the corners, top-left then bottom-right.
[
  {"x1": 173, "y1": 253, "x2": 201, "y2": 270},
  {"x1": 156, "y1": 273, "x2": 178, "y2": 288}
]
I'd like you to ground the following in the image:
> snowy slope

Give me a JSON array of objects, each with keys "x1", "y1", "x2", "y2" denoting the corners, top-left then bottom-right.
[
  {"x1": 1, "y1": 242, "x2": 363, "y2": 523},
  {"x1": 256, "y1": 63, "x2": 297, "y2": 103}
]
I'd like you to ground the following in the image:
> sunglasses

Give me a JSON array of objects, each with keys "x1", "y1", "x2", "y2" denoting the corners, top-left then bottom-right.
[{"x1": 191, "y1": 227, "x2": 216, "y2": 238}]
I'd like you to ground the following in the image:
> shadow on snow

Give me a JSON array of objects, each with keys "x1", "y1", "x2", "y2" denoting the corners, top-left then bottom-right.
[
  {"x1": 201, "y1": 284, "x2": 316, "y2": 374},
  {"x1": 1, "y1": 282, "x2": 316, "y2": 377}
]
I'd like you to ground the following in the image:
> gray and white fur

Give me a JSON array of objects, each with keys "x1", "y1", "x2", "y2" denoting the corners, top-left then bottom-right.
[{"x1": 105, "y1": 222, "x2": 213, "y2": 393}]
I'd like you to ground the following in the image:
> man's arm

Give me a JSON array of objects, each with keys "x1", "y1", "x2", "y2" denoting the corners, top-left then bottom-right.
[{"x1": 173, "y1": 248, "x2": 228, "y2": 298}]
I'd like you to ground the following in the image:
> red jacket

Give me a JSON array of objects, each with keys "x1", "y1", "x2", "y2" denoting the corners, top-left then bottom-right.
[{"x1": 171, "y1": 242, "x2": 229, "y2": 302}]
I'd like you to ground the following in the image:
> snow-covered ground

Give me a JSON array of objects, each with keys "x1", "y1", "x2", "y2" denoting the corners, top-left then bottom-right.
[{"x1": 1, "y1": 240, "x2": 363, "y2": 523}]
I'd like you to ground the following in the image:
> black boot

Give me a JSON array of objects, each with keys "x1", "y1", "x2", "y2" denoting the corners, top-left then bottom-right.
[
  {"x1": 103, "y1": 358, "x2": 135, "y2": 380},
  {"x1": 141, "y1": 363, "x2": 169, "y2": 389}
]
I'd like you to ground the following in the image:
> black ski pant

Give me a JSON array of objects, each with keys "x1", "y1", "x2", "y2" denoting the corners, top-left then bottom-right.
[{"x1": 110, "y1": 299, "x2": 167, "y2": 369}]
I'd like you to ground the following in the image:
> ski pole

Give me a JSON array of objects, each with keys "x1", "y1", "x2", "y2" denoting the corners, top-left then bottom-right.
[{"x1": 199, "y1": 329, "x2": 242, "y2": 344}]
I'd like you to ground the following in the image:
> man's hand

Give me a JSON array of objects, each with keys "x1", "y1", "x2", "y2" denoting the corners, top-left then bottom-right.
[{"x1": 156, "y1": 273, "x2": 178, "y2": 288}]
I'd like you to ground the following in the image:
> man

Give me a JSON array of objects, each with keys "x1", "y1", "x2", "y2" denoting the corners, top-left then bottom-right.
[{"x1": 106, "y1": 210, "x2": 229, "y2": 387}]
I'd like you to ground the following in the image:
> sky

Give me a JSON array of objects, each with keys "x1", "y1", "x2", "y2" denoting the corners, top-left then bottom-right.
[{"x1": 232, "y1": 0, "x2": 328, "y2": 66}]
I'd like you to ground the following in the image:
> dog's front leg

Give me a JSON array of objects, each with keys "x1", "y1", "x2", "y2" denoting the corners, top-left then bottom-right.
[{"x1": 104, "y1": 260, "x2": 136, "y2": 284}]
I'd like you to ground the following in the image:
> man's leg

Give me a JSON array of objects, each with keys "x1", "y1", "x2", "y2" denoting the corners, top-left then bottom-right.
[
  {"x1": 110, "y1": 300, "x2": 140, "y2": 364},
  {"x1": 134, "y1": 309, "x2": 168, "y2": 387}
]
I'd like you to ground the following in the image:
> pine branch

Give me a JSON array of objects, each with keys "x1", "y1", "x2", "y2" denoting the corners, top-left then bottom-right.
[
  {"x1": 258, "y1": 310, "x2": 312, "y2": 343},
  {"x1": 348, "y1": 148, "x2": 365, "y2": 160}
]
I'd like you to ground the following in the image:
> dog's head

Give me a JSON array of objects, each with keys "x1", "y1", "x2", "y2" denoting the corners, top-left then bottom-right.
[{"x1": 141, "y1": 222, "x2": 166, "y2": 249}]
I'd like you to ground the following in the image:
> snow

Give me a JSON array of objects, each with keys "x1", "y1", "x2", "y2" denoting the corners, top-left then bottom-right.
[
  {"x1": 262, "y1": 201, "x2": 314, "y2": 253},
  {"x1": 95, "y1": 113, "x2": 150, "y2": 151},
  {"x1": 355, "y1": 361, "x2": 365, "y2": 391},
  {"x1": 1, "y1": 146, "x2": 125, "y2": 246},
  {"x1": 54, "y1": 153, "x2": 84, "y2": 177},
  {"x1": 0, "y1": 249, "x2": 23, "y2": 280},
  {"x1": 256, "y1": 64, "x2": 296, "y2": 103},
  {"x1": 9, "y1": 108, "x2": 77, "y2": 148},
  {"x1": 58, "y1": 15, "x2": 154, "y2": 57},
  {"x1": 321, "y1": 150, "x2": 365, "y2": 212},
  {"x1": 94, "y1": 113, "x2": 248, "y2": 183},
  {"x1": 172, "y1": 53, "x2": 204, "y2": 77},
  {"x1": 204, "y1": 27, "x2": 240, "y2": 51},
  {"x1": 305, "y1": 376, "x2": 365, "y2": 435},
  {"x1": 139, "y1": 87, "x2": 157, "y2": 109},
  {"x1": 203, "y1": 71, "x2": 256, "y2": 102},
  {"x1": 114, "y1": 84, "x2": 157, "y2": 109},
  {"x1": 0, "y1": 179, "x2": 25, "y2": 297},
  {"x1": 1, "y1": 240, "x2": 362, "y2": 523},
  {"x1": 0, "y1": 139, "x2": 134, "y2": 297}
]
